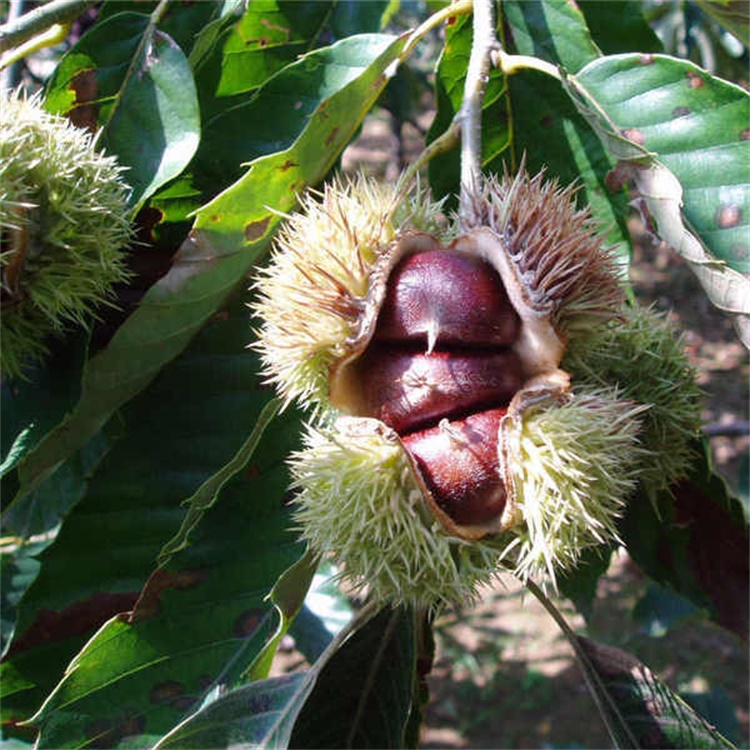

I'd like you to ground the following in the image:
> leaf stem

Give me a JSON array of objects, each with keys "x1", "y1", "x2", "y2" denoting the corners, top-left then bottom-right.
[
  {"x1": 494, "y1": 50, "x2": 563, "y2": 81},
  {"x1": 522, "y1": 575, "x2": 637, "y2": 750},
  {"x1": 0, "y1": 0, "x2": 96, "y2": 55},
  {"x1": 458, "y1": 0, "x2": 499, "y2": 224},
  {"x1": 402, "y1": 0, "x2": 472, "y2": 58}
]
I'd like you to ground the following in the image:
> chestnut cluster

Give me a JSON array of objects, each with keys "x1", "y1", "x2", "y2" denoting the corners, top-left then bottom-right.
[{"x1": 356, "y1": 250, "x2": 522, "y2": 527}]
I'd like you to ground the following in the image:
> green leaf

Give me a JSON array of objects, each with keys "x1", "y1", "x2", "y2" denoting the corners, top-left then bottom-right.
[
  {"x1": 290, "y1": 607, "x2": 417, "y2": 749},
  {"x1": 0, "y1": 333, "x2": 86, "y2": 481},
  {"x1": 558, "y1": 545, "x2": 613, "y2": 622},
  {"x1": 695, "y1": 0, "x2": 750, "y2": 47},
  {"x1": 575, "y1": 636, "x2": 735, "y2": 749},
  {"x1": 10, "y1": 31, "x2": 408, "y2": 512},
  {"x1": 155, "y1": 672, "x2": 308, "y2": 749},
  {"x1": 563, "y1": 53, "x2": 750, "y2": 341},
  {"x1": 328, "y1": 0, "x2": 390, "y2": 38},
  {"x1": 43, "y1": 12, "x2": 201, "y2": 210},
  {"x1": 621, "y1": 440, "x2": 749, "y2": 640},
  {"x1": 29, "y1": 445, "x2": 302, "y2": 749},
  {"x1": 99, "y1": 0, "x2": 220, "y2": 57},
  {"x1": 190, "y1": 1, "x2": 334, "y2": 120},
  {"x1": 155, "y1": 603, "x2": 383, "y2": 750},
  {"x1": 577, "y1": 1, "x2": 663, "y2": 56},
  {"x1": 632, "y1": 582, "x2": 701, "y2": 638},
  {"x1": 246, "y1": 548, "x2": 320, "y2": 682},
  {"x1": 2, "y1": 296, "x2": 300, "y2": 734},
  {"x1": 502, "y1": 0, "x2": 632, "y2": 259},
  {"x1": 503, "y1": 0, "x2": 601, "y2": 73}
]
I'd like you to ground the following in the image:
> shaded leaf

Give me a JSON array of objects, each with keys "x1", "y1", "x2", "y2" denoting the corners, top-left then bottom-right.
[
  {"x1": 155, "y1": 672, "x2": 308, "y2": 749},
  {"x1": 563, "y1": 52, "x2": 750, "y2": 342},
  {"x1": 328, "y1": 0, "x2": 389, "y2": 39},
  {"x1": 156, "y1": 604, "x2": 383, "y2": 750},
  {"x1": 2, "y1": 296, "x2": 300, "y2": 733},
  {"x1": 696, "y1": 0, "x2": 750, "y2": 46},
  {"x1": 558, "y1": 545, "x2": 613, "y2": 622},
  {"x1": 0, "y1": 333, "x2": 86, "y2": 481},
  {"x1": 290, "y1": 607, "x2": 417, "y2": 749},
  {"x1": 621, "y1": 440, "x2": 749, "y2": 639},
  {"x1": 9, "y1": 31, "x2": 408, "y2": 513},
  {"x1": 575, "y1": 636, "x2": 735, "y2": 749},
  {"x1": 578, "y1": 1, "x2": 663, "y2": 56},
  {"x1": 503, "y1": 0, "x2": 601, "y2": 73},
  {"x1": 190, "y1": 1, "x2": 334, "y2": 120},
  {"x1": 98, "y1": 0, "x2": 220, "y2": 57},
  {"x1": 44, "y1": 12, "x2": 201, "y2": 210}
]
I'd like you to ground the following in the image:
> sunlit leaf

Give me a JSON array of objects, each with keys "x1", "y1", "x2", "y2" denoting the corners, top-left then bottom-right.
[
  {"x1": 44, "y1": 12, "x2": 200, "y2": 210},
  {"x1": 563, "y1": 52, "x2": 750, "y2": 342}
]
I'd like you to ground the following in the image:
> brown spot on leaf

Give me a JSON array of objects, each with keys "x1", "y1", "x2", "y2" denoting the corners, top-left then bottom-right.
[
  {"x1": 244, "y1": 216, "x2": 271, "y2": 243},
  {"x1": 129, "y1": 568, "x2": 209, "y2": 623},
  {"x1": 324, "y1": 127, "x2": 340, "y2": 147},
  {"x1": 234, "y1": 608, "x2": 266, "y2": 638},
  {"x1": 715, "y1": 204, "x2": 742, "y2": 228},
  {"x1": 621, "y1": 128, "x2": 645, "y2": 145},
  {"x1": 686, "y1": 70, "x2": 704, "y2": 88},
  {"x1": 447, "y1": 14, "x2": 457, "y2": 25},
  {"x1": 7, "y1": 591, "x2": 139, "y2": 657},
  {"x1": 150, "y1": 680, "x2": 186, "y2": 705},
  {"x1": 69, "y1": 69, "x2": 99, "y2": 132},
  {"x1": 741, "y1": 127, "x2": 750, "y2": 141},
  {"x1": 671, "y1": 106, "x2": 691, "y2": 118},
  {"x1": 279, "y1": 158, "x2": 298, "y2": 172}
]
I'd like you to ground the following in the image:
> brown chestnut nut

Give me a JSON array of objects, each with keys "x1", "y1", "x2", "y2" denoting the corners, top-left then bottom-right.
[
  {"x1": 375, "y1": 250, "x2": 520, "y2": 350},
  {"x1": 356, "y1": 344, "x2": 523, "y2": 434},
  {"x1": 402, "y1": 408, "x2": 507, "y2": 527}
]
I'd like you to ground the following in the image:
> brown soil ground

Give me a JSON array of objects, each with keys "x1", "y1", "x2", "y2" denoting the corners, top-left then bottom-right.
[{"x1": 275, "y1": 109, "x2": 750, "y2": 750}]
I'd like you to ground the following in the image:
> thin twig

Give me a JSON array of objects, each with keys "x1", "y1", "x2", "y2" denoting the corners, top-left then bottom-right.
[
  {"x1": 522, "y1": 575, "x2": 637, "y2": 750},
  {"x1": 458, "y1": 0, "x2": 499, "y2": 224},
  {"x1": 0, "y1": 0, "x2": 96, "y2": 54},
  {"x1": 401, "y1": 0, "x2": 472, "y2": 59}
]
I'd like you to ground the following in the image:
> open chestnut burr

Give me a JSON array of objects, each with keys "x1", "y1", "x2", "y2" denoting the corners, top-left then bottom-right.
[{"x1": 252, "y1": 170, "x2": 699, "y2": 606}]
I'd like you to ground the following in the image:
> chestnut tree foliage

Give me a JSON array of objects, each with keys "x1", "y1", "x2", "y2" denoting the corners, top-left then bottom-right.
[{"x1": 1, "y1": 1, "x2": 748, "y2": 747}]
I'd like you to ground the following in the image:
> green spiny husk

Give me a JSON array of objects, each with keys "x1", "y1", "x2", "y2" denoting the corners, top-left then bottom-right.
[
  {"x1": 563, "y1": 305, "x2": 703, "y2": 494},
  {"x1": 0, "y1": 94, "x2": 132, "y2": 379}
]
